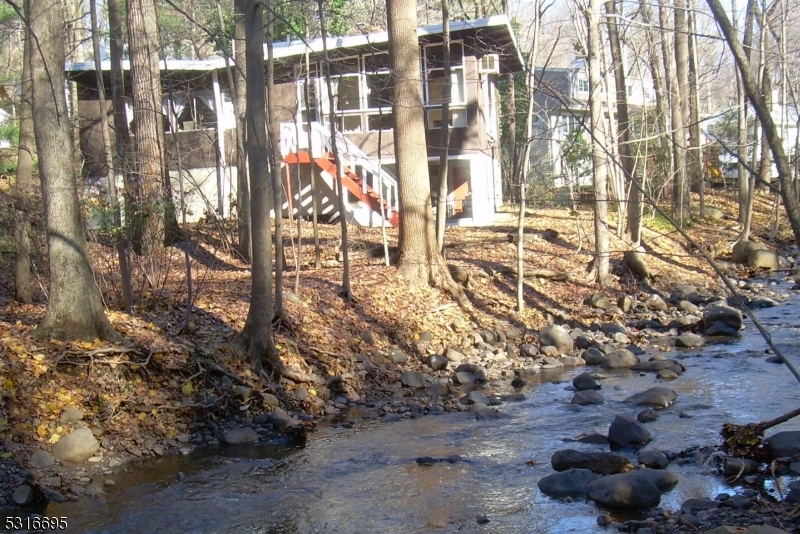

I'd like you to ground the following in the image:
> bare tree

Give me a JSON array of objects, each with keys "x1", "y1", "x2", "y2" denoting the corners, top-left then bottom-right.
[
  {"x1": 239, "y1": 0, "x2": 282, "y2": 376},
  {"x1": 233, "y1": 0, "x2": 251, "y2": 261},
  {"x1": 387, "y1": 0, "x2": 464, "y2": 300},
  {"x1": 672, "y1": 0, "x2": 691, "y2": 226},
  {"x1": 435, "y1": 0, "x2": 451, "y2": 252},
  {"x1": 687, "y1": 0, "x2": 704, "y2": 217},
  {"x1": 14, "y1": 20, "x2": 33, "y2": 303},
  {"x1": 28, "y1": 0, "x2": 120, "y2": 342}
]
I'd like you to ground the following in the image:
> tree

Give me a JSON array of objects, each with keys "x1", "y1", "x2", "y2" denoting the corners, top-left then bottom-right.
[
  {"x1": 233, "y1": 0, "x2": 250, "y2": 262},
  {"x1": 239, "y1": 0, "x2": 282, "y2": 377},
  {"x1": 14, "y1": 19, "x2": 33, "y2": 303},
  {"x1": 435, "y1": 0, "x2": 451, "y2": 253},
  {"x1": 387, "y1": 0, "x2": 464, "y2": 299},
  {"x1": 127, "y1": 0, "x2": 180, "y2": 257},
  {"x1": 586, "y1": 0, "x2": 609, "y2": 285},
  {"x1": 28, "y1": 0, "x2": 120, "y2": 342},
  {"x1": 672, "y1": 0, "x2": 691, "y2": 226},
  {"x1": 706, "y1": 0, "x2": 800, "y2": 246}
]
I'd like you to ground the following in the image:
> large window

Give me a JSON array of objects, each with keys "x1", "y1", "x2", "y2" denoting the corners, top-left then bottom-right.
[
  {"x1": 423, "y1": 42, "x2": 467, "y2": 128},
  {"x1": 322, "y1": 53, "x2": 394, "y2": 133}
]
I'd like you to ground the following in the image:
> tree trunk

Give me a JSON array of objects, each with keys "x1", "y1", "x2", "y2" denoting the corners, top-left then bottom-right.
[
  {"x1": 606, "y1": 0, "x2": 638, "y2": 244},
  {"x1": 706, "y1": 0, "x2": 800, "y2": 245},
  {"x1": 658, "y1": 0, "x2": 676, "y2": 203},
  {"x1": 737, "y1": 0, "x2": 755, "y2": 226},
  {"x1": 127, "y1": 0, "x2": 180, "y2": 256},
  {"x1": 388, "y1": 0, "x2": 463, "y2": 298},
  {"x1": 501, "y1": 0, "x2": 516, "y2": 205},
  {"x1": 91, "y1": 0, "x2": 134, "y2": 312},
  {"x1": 672, "y1": 0, "x2": 691, "y2": 226},
  {"x1": 29, "y1": 0, "x2": 121, "y2": 343},
  {"x1": 239, "y1": 0, "x2": 281, "y2": 377},
  {"x1": 233, "y1": 0, "x2": 251, "y2": 262},
  {"x1": 587, "y1": 0, "x2": 609, "y2": 285},
  {"x1": 435, "y1": 0, "x2": 451, "y2": 253},
  {"x1": 266, "y1": 0, "x2": 284, "y2": 313},
  {"x1": 303, "y1": 32, "x2": 321, "y2": 269},
  {"x1": 687, "y1": 0, "x2": 703, "y2": 217},
  {"x1": 14, "y1": 22, "x2": 33, "y2": 304}
]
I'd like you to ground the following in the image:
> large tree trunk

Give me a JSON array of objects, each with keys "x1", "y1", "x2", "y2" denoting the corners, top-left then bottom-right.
[
  {"x1": 606, "y1": 0, "x2": 638, "y2": 245},
  {"x1": 387, "y1": 0, "x2": 463, "y2": 298},
  {"x1": 435, "y1": 0, "x2": 451, "y2": 253},
  {"x1": 587, "y1": 0, "x2": 609, "y2": 285},
  {"x1": 239, "y1": 0, "x2": 281, "y2": 377},
  {"x1": 266, "y1": 0, "x2": 284, "y2": 312},
  {"x1": 14, "y1": 22, "x2": 33, "y2": 304},
  {"x1": 29, "y1": 0, "x2": 120, "y2": 343},
  {"x1": 233, "y1": 0, "x2": 251, "y2": 262},
  {"x1": 737, "y1": 0, "x2": 755, "y2": 226},
  {"x1": 91, "y1": 0, "x2": 134, "y2": 312},
  {"x1": 127, "y1": 0, "x2": 180, "y2": 256},
  {"x1": 687, "y1": 0, "x2": 703, "y2": 218},
  {"x1": 672, "y1": 0, "x2": 691, "y2": 226},
  {"x1": 706, "y1": 0, "x2": 800, "y2": 245}
]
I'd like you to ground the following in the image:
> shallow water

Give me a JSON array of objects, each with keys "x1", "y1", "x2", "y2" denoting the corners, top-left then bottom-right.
[{"x1": 24, "y1": 294, "x2": 800, "y2": 533}]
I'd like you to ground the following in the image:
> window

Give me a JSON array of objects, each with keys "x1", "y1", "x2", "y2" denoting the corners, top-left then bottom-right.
[
  {"x1": 577, "y1": 79, "x2": 589, "y2": 93},
  {"x1": 427, "y1": 108, "x2": 467, "y2": 129},
  {"x1": 626, "y1": 85, "x2": 634, "y2": 96},
  {"x1": 322, "y1": 53, "x2": 394, "y2": 133},
  {"x1": 423, "y1": 42, "x2": 466, "y2": 106}
]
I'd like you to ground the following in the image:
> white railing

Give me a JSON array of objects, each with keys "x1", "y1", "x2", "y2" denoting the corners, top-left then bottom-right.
[{"x1": 279, "y1": 121, "x2": 399, "y2": 224}]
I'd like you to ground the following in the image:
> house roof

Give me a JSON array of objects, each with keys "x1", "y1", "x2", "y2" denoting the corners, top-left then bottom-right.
[
  {"x1": 269, "y1": 15, "x2": 524, "y2": 73},
  {"x1": 66, "y1": 15, "x2": 524, "y2": 76}
]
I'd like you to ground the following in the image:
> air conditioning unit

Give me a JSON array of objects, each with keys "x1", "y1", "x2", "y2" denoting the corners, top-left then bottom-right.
[{"x1": 479, "y1": 54, "x2": 500, "y2": 75}]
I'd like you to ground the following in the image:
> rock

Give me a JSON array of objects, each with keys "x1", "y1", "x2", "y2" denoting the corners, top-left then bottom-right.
[
  {"x1": 749, "y1": 249, "x2": 780, "y2": 270},
  {"x1": 455, "y1": 363, "x2": 487, "y2": 382},
  {"x1": 657, "y1": 370, "x2": 679, "y2": 380},
  {"x1": 682, "y1": 498, "x2": 721, "y2": 513},
  {"x1": 572, "y1": 390, "x2": 605, "y2": 406},
  {"x1": 425, "y1": 382, "x2": 449, "y2": 396},
  {"x1": 551, "y1": 450, "x2": 632, "y2": 475},
  {"x1": 539, "y1": 325, "x2": 574, "y2": 355},
  {"x1": 573, "y1": 372, "x2": 601, "y2": 391},
  {"x1": 561, "y1": 356, "x2": 586, "y2": 367},
  {"x1": 387, "y1": 349, "x2": 407, "y2": 364},
  {"x1": 13, "y1": 485, "x2": 35, "y2": 506},
  {"x1": 60, "y1": 406, "x2": 84, "y2": 424},
  {"x1": 51, "y1": 428, "x2": 99, "y2": 463},
  {"x1": 586, "y1": 472, "x2": 661, "y2": 509},
  {"x1": 270, "y1": 408, "x2": 299, "y2": 432},
  {"x1": 460, "y1": 391, "x2": 490, "y2": 405},
  {"x1": 537, "y1": 468, "x2": 598, "y2": 498},
  {"x1": 706, "y1": 322, "x2": 739, "y2": 337},
  {"x1": 631, "y1": 360, "x2": 675, "y2": 372},
  {"x1": 608, "y1": 414, "x2": 652, "y2": 449},
  {"x1": 360, "y1": 330, "x2": 375, "y2": 345},
  {"x1": 285, "y1": 292, "x2": 301, "y2": 303},
  {"x1": 638, "y1": 450, "x2": 669, "y2": 469},
  {"x1": 400, "y1": 371, "x2": 426, "y2": 388},
  {"x1": 511, "y1": 376, "x2": 527, "y2": 388},
  {"x1": 622, "y1": 250, "x2": 651, "y2": 280},
  {"x1": 676, "y1": 333, "x2": 705, "y2": 348},
  {"x1": 750, "y1": 297, "x2": 779, "y2": 308},
  {"x1": 445, "y1": 348, "x2": 464, "y2": 363},
  {"x1": 644, "y1": 294, "x2": 668, "y2": 312},
  {"x1": 630, "y1": 468, "x2": 679, "y2": 490},
  {"x1": 703, "y1": 304, "x2": 743, "y2": 334},
  {"x1": 581, "y1": 348, "x2": 605, "y2": 365},
  {"x1": 381, "y1": 414, "x2": 401, "y2": 423},
  {"x1": 540, "y1": 345, "x2": 560, "y2": 358},
  {"x1": 84, "y1": 484, "x2": 104, "y2": 497},
  {"x1": 469, "y1": 403, "x2": 504, "y2": 420},
  {"x1": 618, "y1": 295, "x2": 633, "y2": 312},
  {"x1": 732, "y1": 239, "x2": 766, "y2": 264},
  {"x1": 222, "y1": 427, "x2": 259, "y2": 445},
  {"x1": 678, "y1": 300, "x2": 699, "y2": 314},
  {"x1": 766, "y1": 431, "x2": 800, "y2": 459},
  {"x1": 424, "y1": 354, "x2": 448, "y2": 371},
  {"x1": 262, "y1": 393, "x2": 280, "y2": 407},
  {"x1": 723, "y1": 457, "x2": 759, "y2": 477},
  {"x1": 589, "y1": 291, "x2": 613, "y2": 309},
  {"x1": 624, "y1": 387, "x2": 677, "y2": 409},
  {"x1": 29, "y1": 450, "x2": 55, "y2": 468},
  {"x1": 602, "y1": 349, "x2": 640, "y2": 369},
  {"x1": 452, "y1": 371, "x2": 475, "y2": 385},
  {"x1": 702, "y1": 526, "x2": 790, "y2": 534},
  {"x1": 637, "y1": 409, "x2": 660, "y2": 423}
]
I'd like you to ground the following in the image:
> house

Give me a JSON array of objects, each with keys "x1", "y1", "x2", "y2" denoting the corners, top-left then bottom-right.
[
  {"x1": 531, "y1": 57, "x2": 655, "y2": 189},
  {"x1": 66, "y1": 15, "x2": 523, "y2": 228}
]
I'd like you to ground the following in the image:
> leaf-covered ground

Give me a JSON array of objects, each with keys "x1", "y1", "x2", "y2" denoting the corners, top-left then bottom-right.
[{"x1": 0, "y1": 189, "x2": 791, "y2": 461}]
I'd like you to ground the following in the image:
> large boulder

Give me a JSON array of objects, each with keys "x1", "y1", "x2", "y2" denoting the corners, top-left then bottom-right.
[
  {"x1": 608, "y1": 414, "x2": 652, "y2": 449},
  {"x1": 638, "y1": 450, "x2": 669, "y2": 469},
  {"x1": 631, "y1": 360, "x2": 675, "y2": 372},
  {"x1": 703, "y1": 304, "x2": 743, "y2": 335},
  {"x1": 633, "y1": 467, "x2": 679, "y2": 490},
  {"x1": 51, "y1": 428, "x2": 99, "y2": 463},
  {"x1": 586, "y1": 472, "x2": 662, "y2": 509},
  {"x1": 731, "y1": 239, "x2": 767, "y2": 264},
  {"x1": 676, "y1": 333, "x2": 705, "y2": 348},
  {"x1": 622, "y1": 250, "x2": 650, "y2": 280},
  {"x1": 749, "y1": 249, "x2": 780, "y2": 271},
  {"x1": 551, "y1": 449, "x2": 632, "y2": 475},
  {"x1": 537, "y1": 468, "x2": 599, "y2": 498},
  {"x1": 624, "y1": 387, "x2": 677, "y2": 409},
  {"x1": 766, "y1": 431, "x2": 800, "y2": 459},
  {"x1": 539, "y1": 325, "x2": 574, "y2": 355},
  {"x1": 601, "y1": 349, "x2": 640, "y2": 369}
]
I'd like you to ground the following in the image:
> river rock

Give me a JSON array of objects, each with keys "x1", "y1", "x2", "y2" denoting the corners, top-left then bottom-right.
[
  {"x1": 425, "y1": 382, "x2": 449, "y2": 396},
  {"x1": 551, "y1": 450, "x2": 632, "y2": 475},
  {"x1": 12, "y1": 485, "x2": 35, "y2": 506},
  {"x1": 608, "y1": 414, "x2": 652, "y2": 449},
  {"x1": 60, "y1": 406, "x2": 84, "y2": 424},
  {"x1": 618, "y1": 295, "x2": 633, "y2": 312},
  {"x1": 624, "y1": 387, "x2": 677, "y2": 409},
  {"x1": 52, "y1": 427, "x2": 99, "y2": 463},
  {"x1": 400, "y1": 371, "x2": 426, "y2": 388},
  {"x1": 723, "y1": 457, "x2": 759, "y2": 477},
  {"x1": 539, "y1": 325, "x2": 574, "y2": 355},
  {"x1": 537, "y1": 468, "x2": 599, "y2": 498},
  {"x1": 633, "y1": 467, "x2": 679, "y2": 490},
  {"x1": 270, "y1": 408, "x2": 299, "y2": 432},
  {"x1": 622, "y1": 250, "x2": 650, "y2": 280},
  {"x1": 424, "y1": 354, "x2": 448, "y2": 371},
  {"x1": 644, "y1": 294, "x2": 668, "y2": 311},
  {"x1": 702, "y1": 526, "x2": 790, "y2": 534},
  {"x1": 682, "y1": 498, "x2": 721, "y2": 513},
  {"x1": 460, "y1": 391, "x2": 489, "y2": 406},
  {"x1": 581, "y1": 348, "x2": 605, "y2": 365},
  {"x1": 572, "y1": 390, "x2": 604, "y2": 406},
  {"x1": 445, "y1": 348, "x2": 464, "y2": 363},
  {"x1": 766, "y1": 431, "x2": 800, "y2": 459},
  {"x1": 452, "y1": 371, "x2": 475, "y2": 385},
  {"x1": 223, "y1": 427, "x2": 259, "y2": 445},
  {"x1": 703, "y1": 304, "x2": 743, "y2": 335},
  {"x1": 589, "y1": 292, "x2": 613, "y2": 309},
  {"x1": 749, "y1": 249, "x2": 780, "y2": 270},
  {"x1": 676, "y1": 333, "x2": 704, "y2": 348},
  {"x1": 657, "y1": 369, "x2": 679, "y2": 380},
  {"x1": 586, "y1": 472, "x2": 661, "y2": 509},
  {"x1": 29, "y1": 450, "x2": 55, "y2": 468},
  {"x1": 732, "y1": 239, "x2": 767, "y2": 264},
  {"x1": 387, "y1": 349, "x2": 408, "y2": 364},
  {"x1": 638, "y1": 450, "x2": 669, "y2": 469},
  {"x1": 559, "y1": 356, "x2": 585, "y2": 367},
  {"x1": 631, "y1": 360, "x2": 675, "y2": 372},
  {"x1": 750, "y1": 296, "x2": 779, "y2": 309},
  {"x1": 638, "y1": 408, "x2": 660, "y2": 423},
  {"x1": 678, "y1": 300, "x2": 699, "y2": 314},
  {"x1": 602, "y1": 349, "x2": 640, "y2": 369},
  {"x1": 573, "y1": 372, "x2": 600, "y2": 391}
]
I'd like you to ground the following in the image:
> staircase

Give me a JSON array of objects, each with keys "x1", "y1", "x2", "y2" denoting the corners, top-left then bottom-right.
[{"x1": 280, "y1": 122, "x2": 400, "y2": 227}]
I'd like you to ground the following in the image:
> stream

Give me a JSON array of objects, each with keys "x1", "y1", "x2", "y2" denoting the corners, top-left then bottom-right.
[{"x1": 21, "y1": 293, "x2": 800, "y2": 533}]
